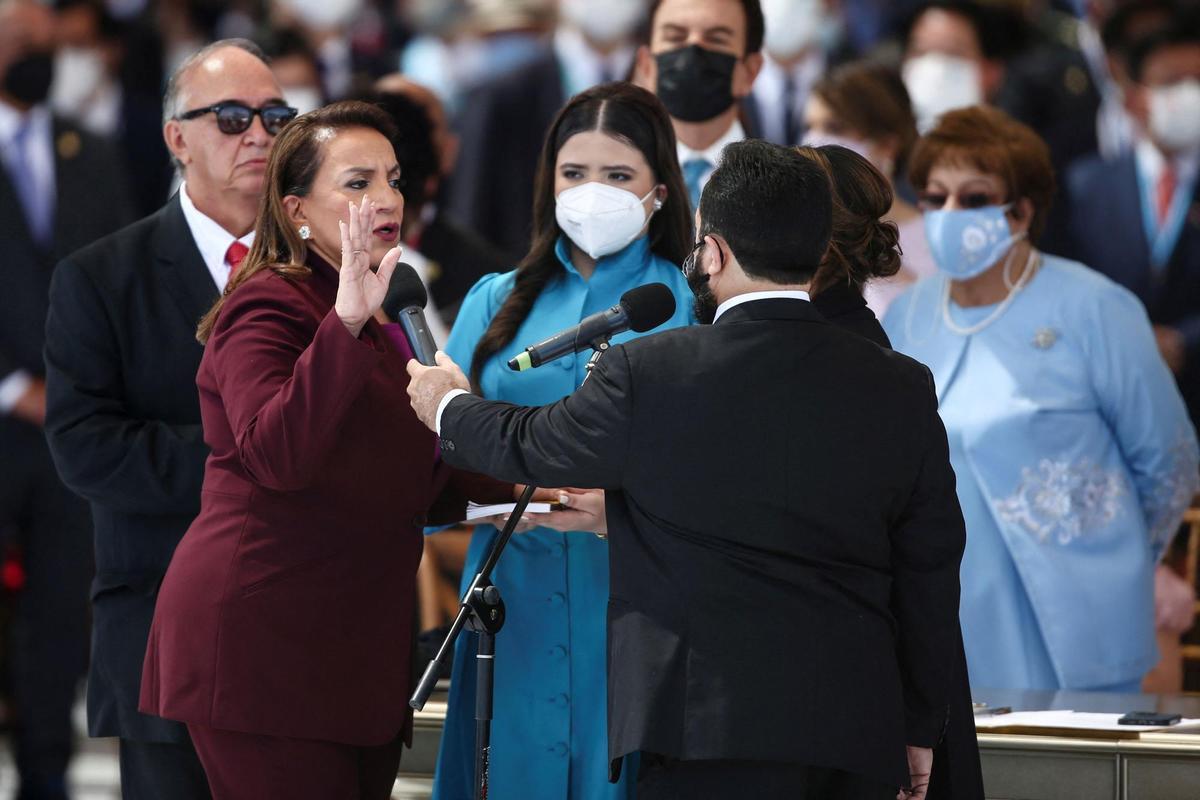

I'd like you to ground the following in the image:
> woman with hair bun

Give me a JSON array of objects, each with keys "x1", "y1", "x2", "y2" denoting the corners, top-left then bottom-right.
[
  {"x1": 796, "y1": 143, "x2": 901, "y2": 348},
  {"x1": 798, "y1": 141, "x2": 985, "y2": 800}
]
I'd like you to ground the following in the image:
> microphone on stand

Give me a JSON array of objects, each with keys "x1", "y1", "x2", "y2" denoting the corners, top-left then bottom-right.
[
  {"x1": 383, "y1": 263, "x2": 438, "y2": 366},
  {"x1": 507, "y1": 283, "x2": 676, "y2": 371}
]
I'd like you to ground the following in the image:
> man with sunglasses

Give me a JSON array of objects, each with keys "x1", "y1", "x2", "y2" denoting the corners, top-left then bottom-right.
[{"x1": 43, "y1": 39, "x2": 294, "y2": 799}]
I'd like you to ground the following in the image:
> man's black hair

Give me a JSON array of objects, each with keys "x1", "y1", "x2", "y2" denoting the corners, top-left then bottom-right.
[
  {"x1": 899, "y1": 0, "x2": 1027, "y2": 61},
  {"x1": 649, "y1": 0, "x2": 764, "y2": 55},
  {"x1": 371, "y1": 91, "x2": 439, "y2": 210},
  {"x1": 1128, "y1": 9, "x2": 1200, "y2": 84},
  {"x1": 698, "y1": 140, "x2": 832, "y2": 285}
]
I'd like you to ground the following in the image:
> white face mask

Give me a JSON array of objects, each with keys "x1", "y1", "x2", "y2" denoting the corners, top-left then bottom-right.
[
  {"x1": 762, "y1": 0, "x2": 824, "y2": 60},
  {"x1": 283, "y1": 85, "x2": 324, "y2": 115},
  {"x1": 902, "y1": 52, "x2": 984, "y2": 132},
  {"x1": 559, "y1": 0, "x2": 645, "y2": 45},
  {"x1": 51, "y1": 47, "x2": 107, "y2": 114},
  {"x1": 1149, "y1": 79, "x2": 1200, "y2": 153},
  {"x1": 278, "y1": 0, "x2": 362, "y2": 30},
  {"x1": 555, "y1": 182, "x2": 659, "y2": 259}
]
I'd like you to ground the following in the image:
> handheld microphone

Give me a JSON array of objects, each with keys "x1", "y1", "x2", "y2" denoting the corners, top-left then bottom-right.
[
  {"x1": 507, "y1": 283, "x2": 676, "y2": 371},
  {"x1": 382, "y1": 263, "x2": 438, "y2": 366}
]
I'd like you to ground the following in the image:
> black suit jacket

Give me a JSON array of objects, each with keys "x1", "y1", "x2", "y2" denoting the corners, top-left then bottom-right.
[
  {"x1": 1063, "y1": 152, "x2": 1200, "y2": 425},
  {"x1": 421, "y1": 210, "x2": 510, "y2": 325},
  {"x1": 43, "y1": 194, "x2": 213, "y2": 743},
  {"x1": 811, "y1": 283, "x2": 892, "y2": 348},
  {"x1": 438, "y1": 299, "x2": 966, "y2": 786},
  {"x1": 0, "y1": 116, "x2": 133, "y2": 383},
  {"x1": 444, "y1": 48, "x2": 566, "y2": 260},
  {"x1": 811, "y1": 284, "x2": 983, "y2": 799}
]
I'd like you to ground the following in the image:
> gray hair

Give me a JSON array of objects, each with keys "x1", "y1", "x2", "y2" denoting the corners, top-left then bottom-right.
[{"x1": 162, "y1": 38, "x2": 268, "y2": 126}]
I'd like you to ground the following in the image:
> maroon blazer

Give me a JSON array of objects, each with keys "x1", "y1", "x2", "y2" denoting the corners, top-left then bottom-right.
[{"x1": 139, "y1": 254, "x2": 507, "y2": 745}]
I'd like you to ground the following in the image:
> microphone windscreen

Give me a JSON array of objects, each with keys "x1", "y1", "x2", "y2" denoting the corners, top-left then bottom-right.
[
  {"x1": 382, "y1": 263, "x2": 427, "y2": 320},
  {"x1": 620, "y1": 283, "x2": 676, "y2": 333}
]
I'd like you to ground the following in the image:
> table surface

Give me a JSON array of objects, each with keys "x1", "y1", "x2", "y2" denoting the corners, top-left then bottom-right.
[{"x1": 971, "y1": 688, "x2": 1200, "y2": 751}]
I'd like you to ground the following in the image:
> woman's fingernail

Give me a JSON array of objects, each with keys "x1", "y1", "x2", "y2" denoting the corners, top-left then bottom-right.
[{"x1": 559, "y1": 493, "x2": 569, "y2": 506}]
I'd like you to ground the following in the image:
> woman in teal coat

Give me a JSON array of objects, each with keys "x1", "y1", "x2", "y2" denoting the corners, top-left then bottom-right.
[{"x1": 432, "y1": 82, "x2": 696, "y2": 799}]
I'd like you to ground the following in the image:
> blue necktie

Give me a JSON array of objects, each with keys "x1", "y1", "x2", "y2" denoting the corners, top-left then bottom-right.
[
  {"x1": 9, "y1": 119, "x2": 52, "y2": 247},
  {"x1": 683, "y1": 158, "x2": 710, "y2": 210},
  {"x1": 783, "y1": 73, "x2": 800, "y2": 145}
]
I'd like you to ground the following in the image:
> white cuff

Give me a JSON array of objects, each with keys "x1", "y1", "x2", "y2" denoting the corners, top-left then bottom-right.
[
  {"x1": 0, "y1": 369, "x2": 33, "y2": 414},
  {"x1": 435, "y1": 389, "x2": 470, "y2": 435}
]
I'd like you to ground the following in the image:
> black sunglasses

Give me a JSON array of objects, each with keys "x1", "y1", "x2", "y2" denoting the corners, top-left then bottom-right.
[
  {"x1": 917, "y1": 191, "x2": 1006, "y2": 211},
  {"x1": 177, "y1": 102, "x2": 298, "y2": 136}
]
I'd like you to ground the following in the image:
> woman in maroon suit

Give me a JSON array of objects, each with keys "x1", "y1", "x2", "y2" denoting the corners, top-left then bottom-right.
[{"x1": 139, "y1": 101, "x2": 509, "y2": 798}]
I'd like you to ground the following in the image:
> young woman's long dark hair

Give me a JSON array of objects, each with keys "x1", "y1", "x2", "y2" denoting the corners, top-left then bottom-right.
[
  {"x1": 467, "y1": 82, "x2": 691, "y2": 387},
  {"x1": 196, "y1": 101, "x2": 399, "y2": 343}
]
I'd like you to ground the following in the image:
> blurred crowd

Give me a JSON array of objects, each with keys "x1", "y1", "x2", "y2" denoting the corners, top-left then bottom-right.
[{"x1": 0, "y1": 0, "x2": 1188, "y2": 254}]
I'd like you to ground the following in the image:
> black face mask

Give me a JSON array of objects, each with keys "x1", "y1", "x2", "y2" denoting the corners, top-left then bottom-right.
[
  {"x1": 683, "y1": 239, "x2": 719, "y2": 324},
  {"x1": 654, "y1": 44, "x2": 738, "y2": 123},
  {"x1": 3, "y1": 51, "x2": 54, "y2": 107}
]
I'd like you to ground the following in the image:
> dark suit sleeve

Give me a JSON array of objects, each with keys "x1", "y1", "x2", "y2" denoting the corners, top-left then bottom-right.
[
  {"x1": 890, "y1": 368, "x2": 967, "y2": 747},
  {"x1": 206, "y1": 287, "x2": 384, "y2": 493},
  {"x1": 44, "y1": 257, "x2": 210, "y2": 515},
  {"x1": 438, "y1": 345, "x2": 634, "y2": 489}
]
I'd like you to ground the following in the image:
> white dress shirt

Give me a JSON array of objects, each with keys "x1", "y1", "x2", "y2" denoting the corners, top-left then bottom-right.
[
  {"x1": 751, "y1": 51, "x2": 825, "y2": 146},
  {"x1": 1136, "y1": 138, "x2": 1200, "y2": 208},
  {"x1": 178, "y1": 181, "x2": 255, "y2": 294},
  {"x1": 712, "y1": 289, "x2": 810, "y2": 323},
  {"x1": 0, "y1": 100, "x2": 55, "y2": 413},
  {"x1": 676, "y1": 118, "x2": 745, "y2": 198},
  {"x1": 0, "y1": 100, "x2": 55, "y2": 221},
  {"x1": 553, "y1": 26, "x2": 636, "y2": 98},
  {"x1": 1135, "y1": 137, "x2": 1200, "y2": 270}
]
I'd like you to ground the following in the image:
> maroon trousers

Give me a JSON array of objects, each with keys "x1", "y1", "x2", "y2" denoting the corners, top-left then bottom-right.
[{"x1": 187, "y1": 725, "x2": 403, "y2": 800}]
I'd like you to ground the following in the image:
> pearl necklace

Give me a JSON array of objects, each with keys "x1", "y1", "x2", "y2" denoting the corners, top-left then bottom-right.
[{"x1": 940, "y1": 247, "x2": 1040, "y2": 337}]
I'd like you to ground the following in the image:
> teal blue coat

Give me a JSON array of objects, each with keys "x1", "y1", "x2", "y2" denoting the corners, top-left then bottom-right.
[{"x1": 432, "y1": 235, "x2": 695, "y2": 799}]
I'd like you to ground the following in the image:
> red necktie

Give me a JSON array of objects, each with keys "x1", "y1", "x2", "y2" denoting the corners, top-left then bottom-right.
[
  {"x1": 1157, "y1": 165, "x2": 1177, "y2": 227},
  {"x1": 225, "y1": 241, "x2": 249, "y2": 276}
]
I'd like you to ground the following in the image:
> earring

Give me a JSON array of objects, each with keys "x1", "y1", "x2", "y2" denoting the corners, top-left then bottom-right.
[
  {"x1": 653, "y1": 198, "x2": 664, "y2": 211},
  {"x1": 299, "y1": 225, "x2": 311, "y2": 240}
]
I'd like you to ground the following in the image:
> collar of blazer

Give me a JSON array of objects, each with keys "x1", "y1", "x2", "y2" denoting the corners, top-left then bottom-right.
[
  {"x1": 156, "y1": 193, "x2": 222, "y2": 329},
  {"x1": 713, "y1": 295, "x2": 825, "y2": 326}
]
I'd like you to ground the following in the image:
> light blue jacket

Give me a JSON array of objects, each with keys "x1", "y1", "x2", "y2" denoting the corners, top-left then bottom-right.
[{"x1": 884, "y1": 255, "x2": 1199, "y2": 688}]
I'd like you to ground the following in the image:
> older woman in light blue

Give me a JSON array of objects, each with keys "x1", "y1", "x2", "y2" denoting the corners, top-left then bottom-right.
[{"x1": 884, "y1": 106, "x2": 1199, "y2": 692}]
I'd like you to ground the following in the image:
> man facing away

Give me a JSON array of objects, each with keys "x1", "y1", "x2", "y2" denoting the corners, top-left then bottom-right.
[
  {"x1": 43, "y1": 40, "x2": 293, "y2": 799},
  {"x1": 406, "y1": 140, "x2": 966, "y2": 800}
]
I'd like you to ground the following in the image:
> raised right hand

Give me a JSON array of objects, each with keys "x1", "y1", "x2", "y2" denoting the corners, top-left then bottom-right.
[{"x1": 334, "y1": 195, "x2": 402, "y2": 338}]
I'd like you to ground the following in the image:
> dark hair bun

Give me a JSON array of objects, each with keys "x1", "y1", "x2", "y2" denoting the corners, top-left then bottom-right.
[{"x1": 864, "y1": 218, "x2": 902, "y2": 281}]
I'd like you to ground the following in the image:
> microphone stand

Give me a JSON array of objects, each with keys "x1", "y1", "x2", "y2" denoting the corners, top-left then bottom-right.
[{"x1": 409, "y1": 333, "x2": 614, "y2": 800}]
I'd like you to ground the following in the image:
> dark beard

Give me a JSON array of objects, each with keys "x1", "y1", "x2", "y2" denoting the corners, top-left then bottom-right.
[{"x1": 687, "y1": 270, "x2": 718, "y2": 325}]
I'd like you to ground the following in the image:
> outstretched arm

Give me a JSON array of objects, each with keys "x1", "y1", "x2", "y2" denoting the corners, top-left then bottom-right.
[{"x1": 407, "y1": 348, "x2": 634, "y2": 490}]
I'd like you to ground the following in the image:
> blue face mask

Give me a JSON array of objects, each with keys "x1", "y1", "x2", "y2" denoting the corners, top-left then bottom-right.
[{"x1": 924, "y1": 204, "x2": 1025, "y2": 280}]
